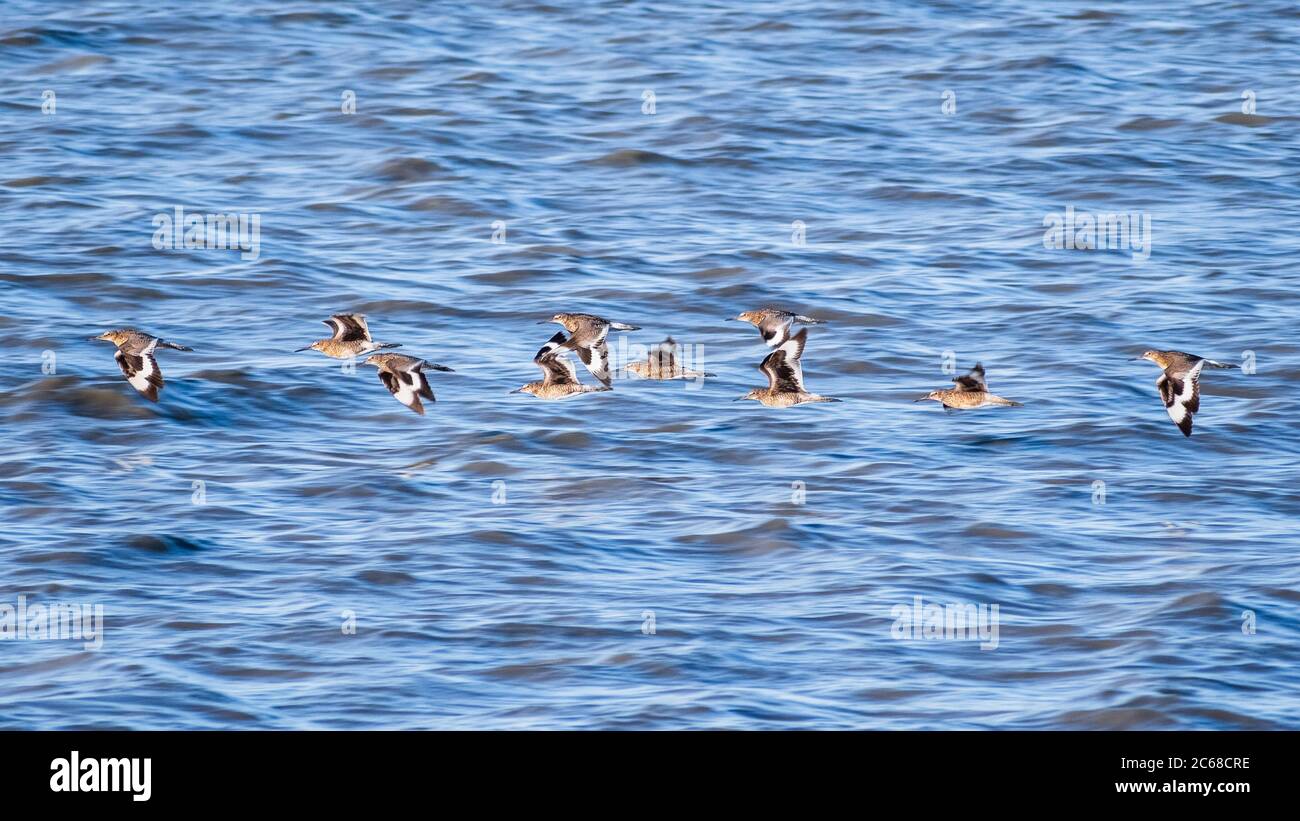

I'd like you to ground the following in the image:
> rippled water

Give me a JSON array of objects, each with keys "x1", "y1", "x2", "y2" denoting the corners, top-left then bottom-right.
[{"x1": 2, "y1": 1, "x2": 1299, "y2": 729}]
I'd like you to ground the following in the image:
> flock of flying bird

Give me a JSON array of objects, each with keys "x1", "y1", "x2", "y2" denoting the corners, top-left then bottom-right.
[{"x1": 89, "y1": 307, "x2": 1238, "y2": 436}]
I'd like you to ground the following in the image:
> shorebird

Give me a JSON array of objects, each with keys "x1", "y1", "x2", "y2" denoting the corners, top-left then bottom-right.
[
  {"x1": 737, "y1": 328, "x2": 839, "y2": 407},
  {"x1": 539, "y1": 312, "x2": 640, "y2": 387},
  {"x1": 915, "y1": 363, "x2": 1022, "y2": 410},
  {"x1": 362, "y1": 353, "x2": 453, "y2": 416},
  {"x1": 728, "y1": 307, "x2": 825, "y2": 347},
  {"x1": 513, "y1": 331, "x2": 612, "y2": 399},
  {"x1": 624, "y1": 337, "x2": 715, "y2": 380},
  {"x1": 90, "y1": 328, "x2": 193, "y2": 402},
  {"x1": 1133, "y1": 350, "x2": 1237, "y2": 437},
  {"x1": 296, "y1": 314, "x2": 401, "y2": 359}
]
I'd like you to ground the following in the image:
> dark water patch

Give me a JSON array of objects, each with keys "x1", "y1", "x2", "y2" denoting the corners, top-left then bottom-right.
[
  {"x1": 372, "y1": 157, "x2": 446, "y2": 181},
  {"x1": 1214, "y1": 112, "x2": 1276, "y2": 128},
  {"x1": 120, "y1": 535, "x2": 208, "y2": 554}
]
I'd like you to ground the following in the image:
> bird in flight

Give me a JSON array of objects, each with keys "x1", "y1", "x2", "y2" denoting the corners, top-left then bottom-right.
[
  {"x1": 539, "y1": 312, "x2": 640, "y2": 387},
  {"x1": 90, "y1": 328, "x2": 193, "y2": 403},
  {"x1": 297, "y1": 313, "x2": 402, "y2": 359},
  {"x1": 737, "y1": 328, "x2": 839, "y2": 407},
  {"x1": 363, "y1": 353, "x2": 453, "y2": 416},
  {"x1": 915, "y1": 363, "x2": 1022, "y2": 410},
  {"x1": 728, "y1": 307, "x2": 825, "y2": 348},
  {"x1": 623, "y1": 337, "x2": 715, "y2": 380},
  {"x1": 1134, "y1": 350, "x2": 1237, "y2": 436},
  {"x1": 513, "y1": 331, "x2": 613, "y2": 399}
]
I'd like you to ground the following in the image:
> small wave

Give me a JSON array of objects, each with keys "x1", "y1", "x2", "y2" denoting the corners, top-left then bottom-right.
[{"x1": 372, "y1": 157, "x2": 446, "y2": 181}]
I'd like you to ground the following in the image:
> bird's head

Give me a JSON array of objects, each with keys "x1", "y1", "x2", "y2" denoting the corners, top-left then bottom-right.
[{"x1": 91, "y1": 330, "x2": 128, "y2": 345}]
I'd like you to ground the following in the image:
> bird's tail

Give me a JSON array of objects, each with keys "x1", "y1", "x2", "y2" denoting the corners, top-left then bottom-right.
[
  {"x1": 375, "y1": 341, "x2": 403, "y2": 351},
  {"x1": 608, "y1": 321, "x2": 640, "y2": 331},
  {"x1": 795, "y1": 315, "x2": 826, "y2": 325},
  {"x1": 1202, "y1": 359, "x2": 1237, "y2": 369},
  {"x1": 160, "y1": 340, "x2": 194, "y2": 351},
  {"x1": 809, "y1": 395, "x2": 842, "y2": 403},
  {"x1": 988, "y1": 395, "x2": 1023, "y2": 407}
]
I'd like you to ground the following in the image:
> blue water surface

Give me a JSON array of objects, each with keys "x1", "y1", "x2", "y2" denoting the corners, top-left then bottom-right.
[{"x1": 1, "y1": 1, "x2": 1298, "y2": 728}]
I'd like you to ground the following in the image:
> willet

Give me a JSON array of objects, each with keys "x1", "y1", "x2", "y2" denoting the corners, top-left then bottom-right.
[
  {"x1": 513, "y1": 331, "x2": 613, "y2": 399},
  {"x1": 728, "y1": 307, "x2": 825, "y2": 347},
  {"x1": 915, "y1": 363, "x2": 1022, "y2": 410},
  {"x1": 737, "y1": 328, "x2": 839, "y2": 407},
  {"x1": 624, "y1": 337, "x2": 715, "y2": 380},
  {"x1": 297, "y1": 314, "x2": 401, "y2": 359},
  {"x1": 1134, "y1": 350, "x2": 1237, "y2": 436},
  {"x1": 539, "y1": 313, "x2": 640, "y2": 387},
  {"x1": 90, "y1": 329, "x2": 193, "y2": 403},
  {"x1": 362, "y1": 353, "x2": 453, "y2": 416}
]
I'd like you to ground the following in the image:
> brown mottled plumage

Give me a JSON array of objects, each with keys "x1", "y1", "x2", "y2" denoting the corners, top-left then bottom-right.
[
  {"x1": 539, "y1": 312, "x2": 640, "y2": 387},
  {"x1": 297, "y1": 313, "x2": 401, "y2": 359},
  {"x1": 737, "y1": 328, "x2": 839, "y2": 407},
  {"x1": 513, "y1": 331, "x2": 612, "y2": 399},
  {"x1": 728, "y1": 307, "x2": 825, "y2": 348},
  {"x1": 1135, "y1": 349, "x2": 1237, "y2": 437},
  {"x1": 362, "y1": 353, "x2": 453, "y2": 416},
  {"x1": 916, "y1": 363, "x2": 1022, "y2": 410},
  {"x1": 90, "y1": 328, "x2": 193, "y2": 402},
  {"x1": 624, "y1": 337, "x2": 715, "y2": 380}
]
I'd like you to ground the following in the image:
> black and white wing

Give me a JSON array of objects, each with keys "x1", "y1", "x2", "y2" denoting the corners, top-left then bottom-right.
[
  {"x1": 377, "y1": 363, "x2": 429, "y2": 416},
  {"x1": 1157, "y1": 359, "x2": 1205, "y2": 437},
  {"x1": 758, "y1": 328, "x2": 807, "y2": 392},
  {"x1": 325, "y1": 313, "x2": 372, "y2": 342},
  {"x1": 534, "y1": 331, "x2": 568, "y2": 362},
  {"x1": 534, "y1": 332, "x2": 581, "y2": 387},
  {"x1": 114, "y1": 347, "x2": 164, "y2": 402},
  {"x1": 953, "y1": 363, "x2": 987, "y2": 392},
  {"x1": 757, "y1": 311, "x2": 794, "y2": 347},
  {"x1": 538, "y1": 354, "x2": 581, "y2": 387},
  {"x1": 561, "y1": 325, "x2": 612, "y2": 386}
]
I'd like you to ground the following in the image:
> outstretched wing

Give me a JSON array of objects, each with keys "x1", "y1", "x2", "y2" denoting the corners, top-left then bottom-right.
[
  {"x1": 1157, "y1": 360, "x2": 1205, "y2": 437},
  {"x1": 758, "y1": 351, "x2": 802, "y2": 393},
  {"x1": 377, "y1": 367, "x2": 427, "y2": 415},
  {"x1": 410, "y1": 364, "x2": 435, "y2": 400},
  {"x1": 650, "y1": 338, "x2": 677, "y2": 375},
  {"x1": 758, "y1": 329, "x2": 807, "y2": 392},
  {"x1": 560, "y1": 325, "x2": 612, "y2": 386},
  {"x1": 532, "y1": 332, "x2": 581, "y2": 386},
  {"x1": 115, "y1": 348, "x2": 164, "y2": 402},
  {"x1": 568, "y1": 339, "x2": 610, "y2": 386},
  {"x1": 538, "y1": 354, "x2": 581, "y2": 387},
  {"x1": 953, "y1": 363, "x2": 987, "y2": 392},
  {"x1": 325, "y1": 314, "x2": 372, "y2": 342},
  {"x1": 534, "y1": 331, "x2": 568, "y2": 362},
  {"x1": 757, "y1": 311, "x2": 794, "y2": 347}
]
